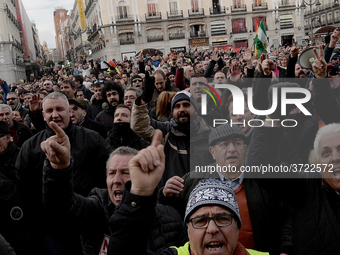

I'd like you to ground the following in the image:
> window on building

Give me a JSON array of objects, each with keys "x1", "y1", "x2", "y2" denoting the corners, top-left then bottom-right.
[
  {"x1": 335, "y1": 11, "x2": 339, "y2": 21},
  {"x1": 169, "y1": 26, "x2": 185, "y2": 39},
  {"x1": 147, "y1": 28, "x2": 163, "y2": 41},
  {"x1": 192, "y1": 0, "x2": 199, "y2": 11},
  {"x1": 321, "y1": 14, "x2": 326, "y2": 24},
  {"x1": 60, "y1": 12, "x2": 65, "y2": 18},
  {"x1": 254, "y1": 0, "x2": 262, "y2": 6},
  {"x1": 169, "y1": 1, "x2": 178, "y2": 14},
  {"x1": 148, "y1": 4, "x2": 157, "y2": 16},
  {"x1": 232, "y1": 19, "x2": 246, "y2": 33},
  {"x1": 327, "y1": 13, "x2": 332, "y2": 22},
  {"x1": 233, "y1": 0, "x2": 242, "y2": 7},
  {"x1": 280, "y1": 14, "x2": 293, "y2": 29},
  {"x1": 190, "y1": 24, "x2": 206, "y2": 37},
  {"x1": 118, "y1": 1, "x2": 128, "y2": 19},
  {"x1": 252, "y1": 17, "x2": 266, "y2": 32},
  {"x1": 211, "y1": 20, "x2": 226, "y2": 36}
]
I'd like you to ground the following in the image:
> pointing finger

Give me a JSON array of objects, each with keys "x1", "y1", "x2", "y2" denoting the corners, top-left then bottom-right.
[
  {"x1": 151, "y1": 129, "x2": 163, "y2": 147},
  {"x1": 49, "y1": 121, "x2": 66, "y2": 138}
]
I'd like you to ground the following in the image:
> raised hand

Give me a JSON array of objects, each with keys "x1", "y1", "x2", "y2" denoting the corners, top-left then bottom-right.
[
  {"x1": 211, "y1": 49, "x2": 220, "y2": 62},
  {"x1": 29, "y1": 93, "x2": 42, "y2": 113},
  {"x1": 138, "y1": 52, "x2": 144, "y2": 63},
  {"x1": 140, "y1": 71, "x2": 155, "y2": 104},
  {"x1": 163, "y1": 176, "x2": 184, "y2": 197},
  {"x1": 40, "y1": 121, "x2": 71, "y2": 169},
  {"x1": 129, "y1": 130, "x2": 165, "y2": 196},
  {"x1": 244, "y1": 48, "x2": 252, "y2": 66},
  {"x1": 290, "y1": 42, "x2": 299, "y2": 58},
  {"x1": 312, "y1": 45, "x2": 327, "y2": 78},
  {"x1": 258, "y1": 54, "x2": 275, "y2": 76},
  {"x1": 229, "y1": 63, "x2": 242, "y2": 82},
  {"x1": 329, "y1": 28, "x2": 340, "y2": 48},
  {"x1": 177, "y1": 57, "x2": 183, "y2": 69}
]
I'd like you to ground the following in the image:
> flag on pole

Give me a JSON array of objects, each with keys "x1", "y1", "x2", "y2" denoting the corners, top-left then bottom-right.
[
  {"x1": 254, "y1": 20, "x2": 270, "y2": 59},
  {"x1": 254, "y1": 18, "x2": 259, "y2": 58},
  {"x1": 108, "y1": 60, "x2": 122, "y2": 78}
]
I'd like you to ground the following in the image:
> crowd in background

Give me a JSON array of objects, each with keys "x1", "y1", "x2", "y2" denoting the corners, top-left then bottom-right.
[{"x1": 1, "y1": 28, "x2": 340, "y2": 255}]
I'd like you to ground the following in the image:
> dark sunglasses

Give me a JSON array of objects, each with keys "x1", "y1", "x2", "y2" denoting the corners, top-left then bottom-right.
[
  {"x1": 132, "y1": 78, "x2": 143, "y2": 83},
  {"x1": 6, "y1": 98, "x2": 17, "y2": 101},
  {"x1": 71, "y1": 105, "x2": 79, "y2": 111}
]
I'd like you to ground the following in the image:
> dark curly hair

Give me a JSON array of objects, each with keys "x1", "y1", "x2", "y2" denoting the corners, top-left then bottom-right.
[{"x1": 101, "y1": 81, "x2": 124, "y2": 104}]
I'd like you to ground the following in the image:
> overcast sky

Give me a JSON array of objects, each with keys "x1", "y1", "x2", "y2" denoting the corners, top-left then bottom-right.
[{"x1": 20, "y1": 0, "x2": 74, "y2": 49}]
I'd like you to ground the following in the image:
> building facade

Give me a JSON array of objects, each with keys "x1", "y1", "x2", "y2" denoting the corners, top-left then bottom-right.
[
  {"x1": 54, "y1": 8, "x2": 69, "y2": 62},
  {"x1": 302, "y1": 0, "x2": 340, "y2": 44},
  {"x1": 60, "y1": 0, "x2": 306, "y2": 63}
]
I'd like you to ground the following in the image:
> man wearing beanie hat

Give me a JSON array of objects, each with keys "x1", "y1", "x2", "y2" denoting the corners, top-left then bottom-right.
[
  {"x1": 109, "y1": 139, "x2": 268, "y2": 255},
  {"x1": 131, "y1": 88, "x2": 213, "y2": 187},
  {"x1": 158, "y1": 124, "x2": 292, "y2": 254},
  {"x1": 130, "y1": 74, "x2": 143, "y2": 89}
]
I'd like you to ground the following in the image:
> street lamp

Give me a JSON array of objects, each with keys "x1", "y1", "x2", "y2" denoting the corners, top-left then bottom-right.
[{"x1": 300, "y1": 0, "x2": 321, "y2": 45}]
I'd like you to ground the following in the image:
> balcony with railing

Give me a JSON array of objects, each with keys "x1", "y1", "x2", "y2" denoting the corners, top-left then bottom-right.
[
  {"x1": 147, "y1": 34, "x2": 163, "y2": 42},
  {"x1": 167, "y1": 10, "x2": 183, "y2": 19},
  {"x1": 188, "y1": 8, "x2": 204, "y2": 17},
  {"x1": 304, "y1": 3, "x2": 335, "y2": 16},
  {"x1": 252, "y1": 2, "x2": 268, "y2": 11},
  {"x1": 169, "y1": 32, "x2": 185, "y2": 40},
  {"x1": 232, "y1": 27, "x2": 248, "y2": 34},
  {"x1": 231, "y1": 4, "x2": 247, "y2": 13},
  {"x1": 120, "y1": 35, "x2": 135, "y2": 45},
  {"x1": 190, "y1": 31, "x2": 206, "y2": 38},
  {"x1": 116, "y1": 14, "x2": 135, "y2": 23},
  {"x1": 209, "y1": 6, "x2": 226, "y2": 15},
  {"x1": 145, "y1": 12, "x2": 162, "y2": 21},
  {"x1": 278, "y1": 3, "x2": 296, "y2": 9}
]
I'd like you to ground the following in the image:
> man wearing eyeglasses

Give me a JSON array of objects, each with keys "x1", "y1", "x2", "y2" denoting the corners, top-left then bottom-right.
[
  {"x1": 158, "y1": 124, "x2": 292, "y2": 255},
  {"x1": 124, "y1": 87, "x2": 141, "y2": 108},
  {"x1": 108, "y1": 137, "x2": 268, "y2": 255},
  {"x1": 6, "y1": 92, "x2": 28, "y2": 119}
]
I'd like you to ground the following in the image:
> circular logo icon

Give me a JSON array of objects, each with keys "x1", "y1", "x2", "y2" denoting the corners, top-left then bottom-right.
[{"x1": 10, "y1": 206, "x2": 23, "y2": 221}]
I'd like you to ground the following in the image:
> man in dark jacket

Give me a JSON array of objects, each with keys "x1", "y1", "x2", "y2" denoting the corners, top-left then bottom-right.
[
  {"x1": 132, "y1": 90, "x2": 213, "y2": 187},
  {"x1": 158, "y1": 124, "x2": 292, "y2": 255},
  {"x1": 0, "y1": 104, "x2": 32, "y2": 148},
  {"x1": 74, "y1": 75, "x2": 93, "y2": 100},
  {"x1": 0, "y1": 121, "x2": 28, "y2": 255},
  {"x1": 106, "y1": 104, "x2": 149, "y2": 150},
  {"x1": 108, "y1": 133, "x2": 267, "y2": 255},
  {"x1": 246, "y1": 47, "x2": 340, "y2": 255},
  {"x1": 41, "y1": 125, "x2": 186, "y2": 255},
  {"x1": 69, "y1": 98, "x2": 107, "y2": 138},
  {"x1": 16, "y1": 92, "x2": 111, "y2": 254},
  {"x1": 90, "y1": 80, "x2": 105, "y2": 117},
  {"x1": 95, "y1": 82, "x2": 124, "y2": 131}
]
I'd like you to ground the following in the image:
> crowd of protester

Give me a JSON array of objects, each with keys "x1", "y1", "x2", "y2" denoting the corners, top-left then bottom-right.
[{"x1": 1, "y1": 28, "x2": 340, "y2": 255}]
